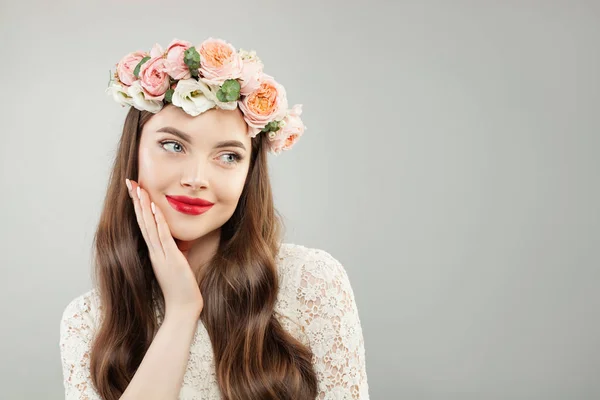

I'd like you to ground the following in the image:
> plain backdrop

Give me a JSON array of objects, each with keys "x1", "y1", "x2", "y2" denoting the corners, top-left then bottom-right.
[{"x1": 0, "y1": 0, "x2": 599, "y2": 399}]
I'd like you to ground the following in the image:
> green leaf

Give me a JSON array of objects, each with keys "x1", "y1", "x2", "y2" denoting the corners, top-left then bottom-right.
[
  {"x1": 184, "y1": 47, "x2": 201, "y2": 70},
  {"x1": 216, "y1": 89, "x2": 228, "y2": 102},
  {"x1": 165, "y1": 88, "x2": 174, "y2": 103},
  {"x1": 261, "y1": 120, "x2": 280, "y2": 133},
  {"x1": 133, "y1": 56, "x2": 151, "y2": 78},
  {"x1": 219, "y1": 79, "x2": 241, "y2": 102}
]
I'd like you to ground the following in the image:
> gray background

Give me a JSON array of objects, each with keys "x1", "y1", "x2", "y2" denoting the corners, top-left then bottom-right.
[{"x1": 1, "y1": 0, "x2": 599, "y2": 399}]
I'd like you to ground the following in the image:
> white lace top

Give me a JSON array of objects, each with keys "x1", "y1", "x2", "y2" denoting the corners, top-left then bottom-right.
[{"x1": 59, "y1": 243, "x2": 370, "y2": 399}]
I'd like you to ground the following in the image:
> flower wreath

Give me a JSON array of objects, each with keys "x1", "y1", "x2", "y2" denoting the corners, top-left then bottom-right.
[{"x1": 106, "y1": 37, "x2": 305, "y2": 154}]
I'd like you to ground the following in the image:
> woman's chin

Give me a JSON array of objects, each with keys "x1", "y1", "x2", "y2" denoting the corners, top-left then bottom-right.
[
  {"x1": 168, "y1": 223, "x2": 221, "y2": 249},
  {"x1": 171, "y1": 231, "x2": 201, "y2": 243}
]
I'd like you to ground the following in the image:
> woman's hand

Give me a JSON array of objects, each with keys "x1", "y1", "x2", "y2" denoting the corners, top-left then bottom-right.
[{"x1": 126, "y1": 178, "x2": 204, "y2": 318}]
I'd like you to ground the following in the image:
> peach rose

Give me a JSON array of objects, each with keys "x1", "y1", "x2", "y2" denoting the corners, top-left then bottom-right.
[
  {"x1": 238, "y1": 49, "x2": 264, "y2": 96},
  {"x1": 238, "y1": 74, "x2": 288, "y2": 137},
  {"x1": 268, "y1": 105, "x2": 305, "y2": 154},
  {"x1": 164, "y1": 39, "x2": 193, "y2": 80},
  {"x1": 197, "y1": 38, "x2": 243, "y2": 86},
  {"x1": 116, "y1": 51, "x2": 148, "y2": 87},
  {"x1": 139, "y1": 45, "x2": 170, "y2": 101}
]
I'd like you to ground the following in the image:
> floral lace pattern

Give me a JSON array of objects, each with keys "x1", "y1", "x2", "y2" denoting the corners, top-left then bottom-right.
[{"x1": 60, "y1": 243, "x2": 370, "y2": 399}]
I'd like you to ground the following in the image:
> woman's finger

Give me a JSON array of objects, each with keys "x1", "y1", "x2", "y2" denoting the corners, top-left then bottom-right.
[
  {"x1": 136, "y1": 183, "x2": 165, "y2": 259},
  {"x1": 128, "y1": 179, "x2": 153, "y2": 253},
  {"x1": 152, "y1": 201, "x2": 181, "y2": 258}
]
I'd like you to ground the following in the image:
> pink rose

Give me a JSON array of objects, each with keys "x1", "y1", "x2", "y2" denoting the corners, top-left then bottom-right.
[
  {"x1": 116, "y1": 51, "x2": 148, "y2": 87},
  {"x1": 164, "y1": 39, "x2": 193, "y2": 80},
  {"x1": 268, "y1": 105, "x2": 305, "y2": 154},
  {"x1": 139, "y1": 44, "x2": 170, "y2": 101},
  {"x1": 238, "y1": 49, "x2": 264, "y2": 96},
  {"x1": 149, "y1": 43, "x2": 164, "y2": 58},
  {"x1": 197, "y1": 38, "x2": 243, "y2": 86},
  {"x1": 238, "y1": 74, "x2": 289, "y2": 137}
]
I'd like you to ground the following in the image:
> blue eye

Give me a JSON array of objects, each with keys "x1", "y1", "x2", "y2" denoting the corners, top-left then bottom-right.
[
  {"x1": 219, "y1": 153, "x2": 243, "y2": 165},
  {"x1": 160, "y1": 140, "x2": 183, "y2": 153},
  {"x1": 159, "y1": 140, "x2": 243, "y2": 166}
]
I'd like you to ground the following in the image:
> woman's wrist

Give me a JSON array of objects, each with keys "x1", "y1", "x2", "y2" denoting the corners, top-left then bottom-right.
[{"x1": 164, "y1": 305, "x2": 201, "y2": 323}]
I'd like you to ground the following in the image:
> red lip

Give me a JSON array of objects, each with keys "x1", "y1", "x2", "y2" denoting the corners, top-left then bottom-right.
[
  {"x1": 166, "y1": 196, "x2": 214, "y2": 216},
  {"x1": 166, "y1": 195, "x2": 214, "y2": 206}
]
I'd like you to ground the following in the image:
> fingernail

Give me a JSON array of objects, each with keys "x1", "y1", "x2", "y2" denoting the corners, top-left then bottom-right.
[
  {"x1": 151, "y1": 202, "x2": 156, "y2": 214},
  {"x1": 125, "y1": 178, "x2": 132, "y2": 192},
  {"x1": 137, "y1": 186, "x2": 141, "y2": 199}
]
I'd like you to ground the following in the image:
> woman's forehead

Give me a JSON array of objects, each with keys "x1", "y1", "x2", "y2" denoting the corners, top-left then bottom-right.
[{"x1": 145, "y1": 106, "x2": 250, "y2": 144}]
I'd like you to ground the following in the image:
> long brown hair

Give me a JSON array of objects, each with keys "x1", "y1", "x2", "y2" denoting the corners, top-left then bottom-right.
[{"x1": 89, "y1": 106, "x2": 318, "y2": 399}]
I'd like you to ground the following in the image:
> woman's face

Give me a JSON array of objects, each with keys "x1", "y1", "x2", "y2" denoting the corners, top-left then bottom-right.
[{"x1": 137, "y1": 104, "x2": 252, "y2": 243}]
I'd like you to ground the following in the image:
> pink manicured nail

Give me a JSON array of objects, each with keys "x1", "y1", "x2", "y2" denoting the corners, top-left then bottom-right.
[
  {"x1": 137, "y1": 186, "x2": 141, "y2": 199},
  {"x1": 125, "y1": 178, "x2": 132, "y2": 192},
  {"x1": 151, "y1": 202, "x2": 156, "y2": 215}
]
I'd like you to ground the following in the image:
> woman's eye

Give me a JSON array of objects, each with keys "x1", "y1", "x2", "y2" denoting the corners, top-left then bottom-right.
[
  {"x1": 160, "y1": 141, "x2": 241, "y2": 165},
  {"x1": 160, "y1": 140, "x2": 183, "y2": 153},
  {"x1": 219, "y1": 153, "x2": 242, "y2": 165}
]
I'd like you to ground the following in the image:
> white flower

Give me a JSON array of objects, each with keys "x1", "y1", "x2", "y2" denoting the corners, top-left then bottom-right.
[
  {"x1": 105, "y1": 81, "x2": 134, "y2": 107},
  {"x1": 171, "y1": 78, "x2": 217, "y2": 116},
  {"x1": 216, "y1": 99, "x2": 238, "y2": 111},
  {"x1": 127, "y1": 81, "x2": 163, "y2": 113},
  {"x1": 238, "y1": 48, "x2": 260, "y2": 61}
]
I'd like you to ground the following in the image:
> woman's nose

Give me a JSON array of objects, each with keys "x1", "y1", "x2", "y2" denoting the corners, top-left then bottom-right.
[{"x1": 181, "y1": 160, "x2": 209, "y2": 190}]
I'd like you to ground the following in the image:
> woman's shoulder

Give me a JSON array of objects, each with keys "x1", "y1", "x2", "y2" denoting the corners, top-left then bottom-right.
[
  {"x1": 276, "y1": 242, "x2": 350, "y2": 284},
  {"x1": 277, "y1": 242, "x2": 342, "y2": 263},
  {"x1": 60, "y1": 288, "x2": 102, "y2": 330},
  {"x1": 273, "y1": 243, "x2": 352, "y2": 334}
]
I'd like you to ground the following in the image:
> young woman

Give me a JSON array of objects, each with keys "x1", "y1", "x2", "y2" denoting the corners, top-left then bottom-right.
[{"x1": 59, "y1": 37, "x2": 369, "y2": 400}]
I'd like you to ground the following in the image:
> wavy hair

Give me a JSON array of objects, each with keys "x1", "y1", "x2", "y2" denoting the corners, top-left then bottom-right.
[{"x1": 89, "y1": 106, "x2": 318, "y2": 399}]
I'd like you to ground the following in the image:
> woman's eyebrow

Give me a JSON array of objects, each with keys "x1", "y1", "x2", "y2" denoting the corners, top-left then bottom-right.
[
  {"x1": 157, "y1": 126, "x2": 193, "y2": 143},
  {"x1": 156, "y1": 126, "x2": 247, "y2": 151},
  {"x1": 214, "y1": 140, "x2": 247, "y2": 151}
]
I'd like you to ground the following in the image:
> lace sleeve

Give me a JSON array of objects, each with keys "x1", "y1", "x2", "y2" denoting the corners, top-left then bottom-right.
[
  {"x1": 297, "y1": 249, "x2": 370, "y2": 399},
  {"x1": 59, "y1": 293, "x2": 103, "y2": 400}
]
